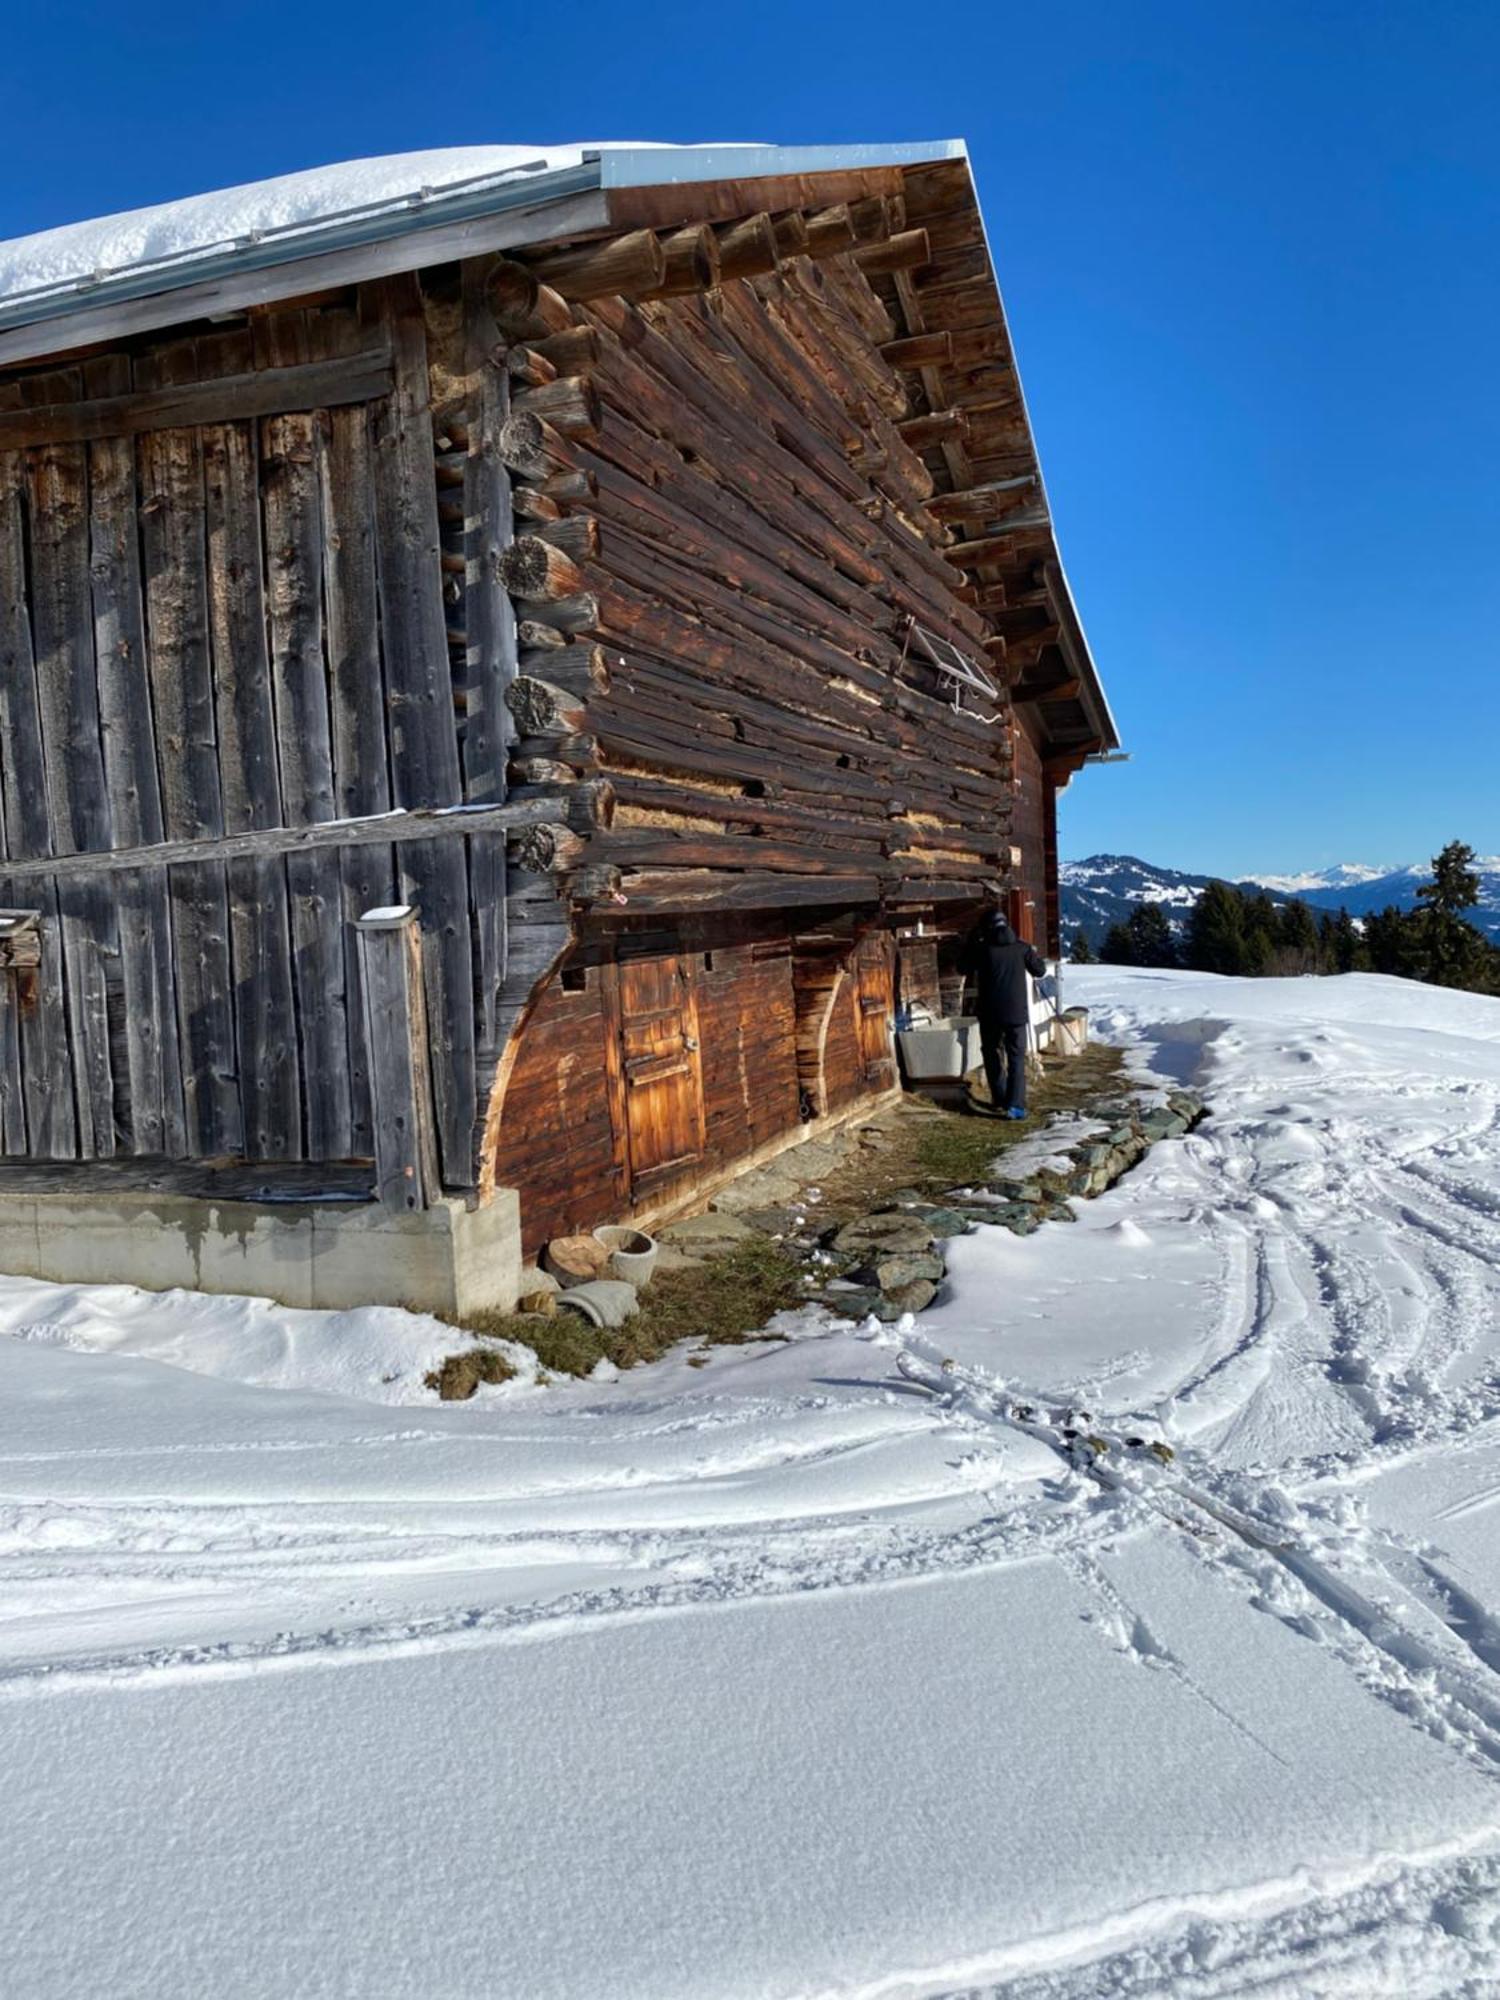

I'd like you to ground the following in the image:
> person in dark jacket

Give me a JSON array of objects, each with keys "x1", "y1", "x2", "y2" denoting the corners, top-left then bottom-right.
[{"x1": 961, "y1": 909, "x2": 1047, "y2": 1118}]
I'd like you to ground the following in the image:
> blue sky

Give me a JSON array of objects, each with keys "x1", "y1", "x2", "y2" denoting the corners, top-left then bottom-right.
[{"x1": 2, "y1": 1, "x2": 1496, "y2": 874}]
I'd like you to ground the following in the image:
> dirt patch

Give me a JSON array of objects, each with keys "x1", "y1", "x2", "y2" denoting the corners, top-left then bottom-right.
[
  {"x1": 815, "y1": 1045, "x2": 1129, "y2": 1222},
  {"x1": 425, "y1": 1346, "x2": 518, "y2": 1401}
]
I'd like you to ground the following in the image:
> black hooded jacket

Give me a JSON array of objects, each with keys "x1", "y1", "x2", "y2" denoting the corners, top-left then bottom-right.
[{"x1": 961, "y1": 914, "x2": 1047, "y2": 1025}]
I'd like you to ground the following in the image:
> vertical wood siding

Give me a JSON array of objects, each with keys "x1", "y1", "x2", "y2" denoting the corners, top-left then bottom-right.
[{"x1": 0, "y1": 289, "x2": 474, "y2": 1175}]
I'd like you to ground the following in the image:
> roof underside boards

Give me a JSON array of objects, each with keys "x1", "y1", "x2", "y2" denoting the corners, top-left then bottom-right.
[{"x1": 0, "y1": 139, "x2": 1115, "y2": 756}]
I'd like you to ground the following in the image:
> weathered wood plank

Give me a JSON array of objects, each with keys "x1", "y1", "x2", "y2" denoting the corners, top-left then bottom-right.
[
  {"x1": 0, "y1": 350, "x2": 394, "y2": 450},
  {"x1": 354, "y1": 907, "x2": 440, "y2": 1211},
  {"x1": 136, "y1": 340, "x2": 242, "y2": 1157},
  {"x1": 308, "y1": 308, "x2": 393, "y2": 1157},
  {"x1": 461, "y1": 263, "x2": 514, "y2": 1067},
  {"x1": 23, "y1": 395, "x2": 117, "y2": 1157},
  {"x1": 200, "y1": 329, "x2": 301, "y2": 1160},
  {"x1": 0, "y1": 792, "x2": 608, "y2": 880},
  {"x1": 87, "y1": 352, "x2": 187, "y2": 1159},
  {"x1": 362, "y1": 274, "x2": 474, "y2": 1186},
  {"x1": 0, "y1": 450, "x2": 75, "y2": 1157},
  {"x1": 256, "y1": 310, "x2": 351, "y2": 1161}
]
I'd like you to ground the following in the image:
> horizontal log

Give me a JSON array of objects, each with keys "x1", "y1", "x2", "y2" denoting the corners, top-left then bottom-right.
[
  {"x1": 896, "y1": 407, "x2": 970, "y2": 449},
  {"x1": 848, "y1": 194, "x2": 902, "y2": 243},
  {"x1": 804, "y1": 203, "x2": 857, "y2": 259},
  {"x1": 526, "y1": 228, "x2": 666, "y2": 301},
  {"x1": 511, "y1": 822, "x2": 588, "y2": 873},
  {"x1": 770, "y1": 211, "x2": 809, "y2": 258},
  {"x1": 511, "y1": 375, "x2": 600, "y2": 437},
  {"x1": 0, "y1": 348, "x2": 393, "y2": 449},
  {"x1": 854, "y1": 229, "x2": 932, "y2": 277},
  {"x1": 507, "y1": 778, "x2": 616, "y2": 833},
  {"x1": 879, "y1": 330, "x2": 954, "y2": 370},
  {"x1": 655, "y1": 223, "x2": 719, "y2": 295},
  {"x1": 535, "y1": 515, "x2": 600, "y2": 564},
  {"x1": 0, "y1": 795, "x2": 612, "y2": 882},
  {"x1": 614, "y1": 867, "x2": 884, "y2": 914},
  {"x1": 518, "y1": 593, "x2": 599, "y2": 639},
  {"x1": 516, "y1": 642, "x2": 610, "y2": 692},
  {"x1": 567, "y1": 864, "x2": 626, "y2": 906},
  {"x1": 926, "y1": 474, "x2": 1039, "y2": 525},
  {"x1": 507, "y1": 326, "x2": 601, "y2": 382},
  {"x1": 505, "y1": 675, "x2": 588, "y2": 735},
  {"x1": 944, "y1": 516, "x2": 1054, "y2": 566},
  {"x1": 497, "y1": 536, "x2": 588, "y2": 602},
  {"x1": 511, "y1": 487, "x2": 564, "y2": 522},
  {"x1": 714, "y1": 214, "x2": 780, "y2": 281},
  {"x1": 497, "y1": 410, "x2": 576, "y2": 479},
  {"x1": 488, "y1": 258, "x2": 540, "y2": 324}
]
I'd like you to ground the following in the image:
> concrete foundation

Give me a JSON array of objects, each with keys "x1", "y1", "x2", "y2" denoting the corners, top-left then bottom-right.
[{"x1": 0, "y1": 1185, "x2": 522, "y2": 1320}]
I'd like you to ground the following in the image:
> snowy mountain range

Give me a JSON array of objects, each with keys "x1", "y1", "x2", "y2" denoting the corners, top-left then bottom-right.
[{"x1": 1061, "y1": 854, "x2": 1500, "y2": 947}]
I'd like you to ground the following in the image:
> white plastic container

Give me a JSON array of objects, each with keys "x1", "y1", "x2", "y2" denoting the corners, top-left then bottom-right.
[{"x1": 896, "y1": 1016, "x2": 982, "y2": 1081}]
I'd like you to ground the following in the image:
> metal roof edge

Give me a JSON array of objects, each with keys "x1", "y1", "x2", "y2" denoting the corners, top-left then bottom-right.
[
  {"x1": 594, "y1": 140, "x2": 967, "y2": 187},
  {"x1": 0, "y1": 159, "x2": 605, "y2": 339}
]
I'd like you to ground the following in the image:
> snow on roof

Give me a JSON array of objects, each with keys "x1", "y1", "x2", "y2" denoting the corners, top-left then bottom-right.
[
  {"x1": 0, "y1": 140, "x2": 966, "y2": 321},
  {"x1": 0, "y1": 146, "x2": 590, "y2": 307}
]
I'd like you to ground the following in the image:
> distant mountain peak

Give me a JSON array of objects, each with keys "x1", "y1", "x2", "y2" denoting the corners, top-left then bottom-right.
[{"x1": 1061, "y1": 852, "x2": 1500, "y2": 947}]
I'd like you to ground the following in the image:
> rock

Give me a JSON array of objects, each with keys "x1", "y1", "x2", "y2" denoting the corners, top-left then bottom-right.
[
  {"x1": 906, "y1": 1206, "x2": 972, "y2": 1239},
  {"x1": 883, "y1": 1278, "x2": 938, "y2": 1315},
  {"x1": 1139, "y1": 1109, "x2": 1180, "y2": 1142},
  {"x1": 848, "y1": 1251, "x2": 946, "y2": 1291},
  {"x1": 989, "y1": 1176, "x2": 1043, "y2": 1204},
  {"x1": 831, "y1": 1215, "x2": 935, "y2": 1256},
  {"x1": 740, "y1": 1205, "x2": 804, "y2": 1236},
  {"x1": 815, "y1": 1284, "x2": 885, "y2": 1320},
  {"x1": 658, "y1": 1211, "x2": 758, "y2": 1256},
  {"x1": 712, "y1": 1170, "x2": 803, "y2": 1213},
  {"x1": 543, "y1": 1234, "x2": 612, "y2": 1287}
]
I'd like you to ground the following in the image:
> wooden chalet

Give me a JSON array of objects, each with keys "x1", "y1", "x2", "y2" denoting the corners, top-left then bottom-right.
[{"x1": 0, "y1": 142, "x2": 1118, "y2": 1308}]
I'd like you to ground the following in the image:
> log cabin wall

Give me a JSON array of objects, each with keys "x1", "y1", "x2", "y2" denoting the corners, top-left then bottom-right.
[
  {"x1": 0, "y1": 278, "x2": 507, "y2": 1184},
  {"x1": 491, "y1": 919, "x2": 891, "y2": 1259}
]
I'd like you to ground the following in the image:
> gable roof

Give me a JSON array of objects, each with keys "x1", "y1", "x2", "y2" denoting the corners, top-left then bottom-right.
[{"x1": 0, "y1": 138, "x2": 1117, "y2": 760}]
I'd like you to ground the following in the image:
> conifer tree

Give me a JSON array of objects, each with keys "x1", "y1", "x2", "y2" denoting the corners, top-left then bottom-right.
[
  {"x1": 1100, "y1": 920, "x2": 1136, "y2": 966},
  {"x1": 1070, "y1": 926, "x2": 1095, "y2": 964},
  {"x1": 1186, "y1": 880, "x2": 1248, "y2": 975},
  {"x1": 1123, "y1": 901, "x2": 1180, "y2": 968}
]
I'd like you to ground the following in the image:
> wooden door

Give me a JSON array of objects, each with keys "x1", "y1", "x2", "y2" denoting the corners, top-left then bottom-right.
[
  {"x1": 853, "y1": 934, "x2": 896, "y2": 1090},
  {"x1": 617, "y1": 955, "x2": 706, "y2": 1193}
]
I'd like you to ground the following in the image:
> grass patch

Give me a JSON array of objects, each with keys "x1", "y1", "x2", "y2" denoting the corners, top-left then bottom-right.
[
  {"x1": 425, "y1": 1346, "x2": 518, "y2": 1401},
  {"x1": 817, "y1": 1044, "x2": 1130, "y2": 1220},
  {"x1": 444, "y1": 1235, "x2": 809, "y2": 1391}
]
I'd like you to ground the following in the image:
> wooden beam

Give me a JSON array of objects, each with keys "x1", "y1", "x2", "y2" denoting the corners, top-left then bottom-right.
[
  {"x1": 944, "y1": 517, "x2": 1053, "y2": 566},
  {"x1": 0, "y1": 349, "x2": 393, "y2": 450},
  {"x1": 354, "y1": 907, "x2": 441, "y2": 1213},
  {"x1": 714, "y1": 214, "x2": 780, "y2": 281},
  {"x1": 926, "y1": 474, "x2": 1039, "y2": 526},
  {"x1": 879, "y1": 330, "x2": 953, "y2": 370},
  {"x1": 525, "y1": 229, "x2": 666, "y2": 301},
  {"x1": 895, "y1": 407, "x2": 970, "y2": 450},
  {"x1": 854, "y1": 229, "x2": 932, "y2": 277},
  {"x1": 0, "y1": 792, "x2": 613, "y2": 882}
]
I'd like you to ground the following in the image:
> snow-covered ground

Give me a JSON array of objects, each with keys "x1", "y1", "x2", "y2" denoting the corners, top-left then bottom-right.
[{"x1": 4, "y1": 968, "x2": 1500, "y2": 1998}]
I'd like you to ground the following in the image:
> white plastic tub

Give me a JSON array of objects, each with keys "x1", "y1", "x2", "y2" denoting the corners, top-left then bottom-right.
[{"x1": 897, "y1": 1016, "x2": 982, "y2": 1081}]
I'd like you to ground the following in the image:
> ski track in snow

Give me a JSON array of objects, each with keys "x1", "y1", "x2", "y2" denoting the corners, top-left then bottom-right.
[{"x1": 5, "y1": 968, "x2": 1500, "y2": 1995}]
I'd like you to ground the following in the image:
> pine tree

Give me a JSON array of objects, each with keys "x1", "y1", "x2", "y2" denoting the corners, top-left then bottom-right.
[
  {"x1": 1186, "y1": 880, "x2": 1248, "y2": 976},
  {"x1": 1100, "y1": 920, "x2": 1136, "y2": 966},
  {"x1": 1124, "y1": 901, "x2": 1180, "y2": 968},
  {"x1": 1418, "y1": 841, "x2": 1482, "y2": 920},
  {"x1": 1329, "y1": 909, "x2": 1368, "y2": 974},
  {"x1": 1070, "y1": 926, "x2": 1095, "y2": 964},
  {"x1": 1274, "y1": 899, "x2": 1322, "y2": 974},
  {"x1": 1410, "y1": 842, "x2": 1494, "y2": 991}
]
